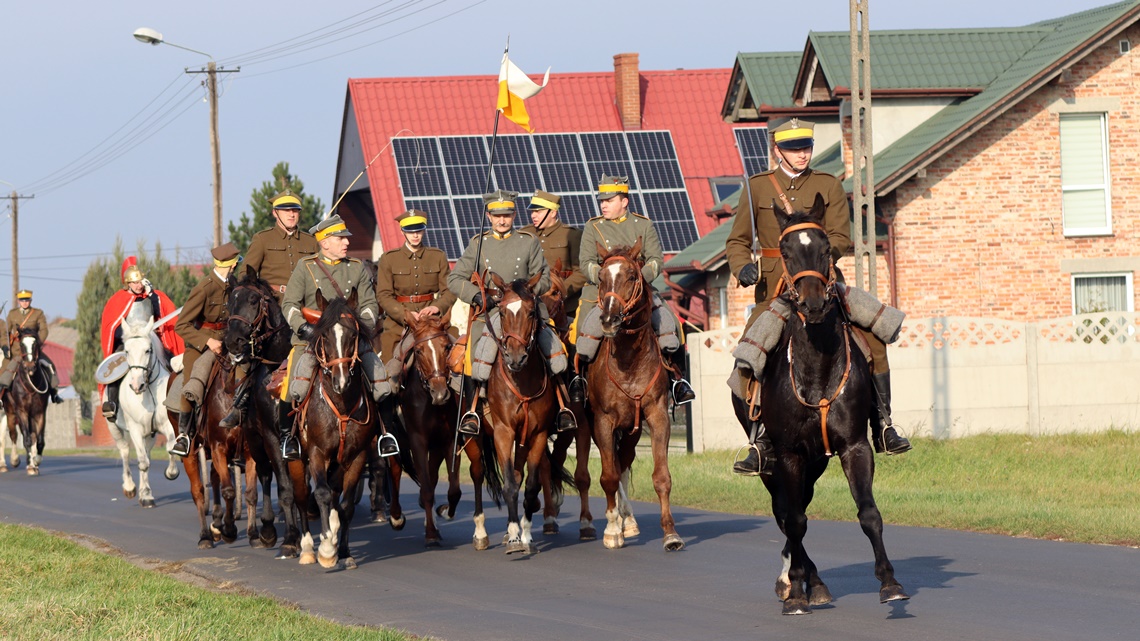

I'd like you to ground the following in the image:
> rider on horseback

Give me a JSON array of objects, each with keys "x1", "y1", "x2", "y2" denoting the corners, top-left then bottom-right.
[
  {"x1": 569, "y1": 175, "x2": 696, "y2": 407},
  {"x1": 280, "y1": 214, "x2": 400, "y2": 460},
  {"x1": 447, "y1": 190, "x2": 576, "y2": 437},
  {"x1": 99, "y1": 257, "x2": 183, "y2": 422},
  {"x1": 0, "y1": 290, "x2": 64, "y2": 407},
  {"x1": 725, "y1": 120, "x2": 911, "y2": 477}
]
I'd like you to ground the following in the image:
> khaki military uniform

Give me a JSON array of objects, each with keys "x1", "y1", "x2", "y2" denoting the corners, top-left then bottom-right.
[
  {"x1": 578, "y1": 212, "x2": 664, "y2": 320},
  {"x1": 174, "y1": 272, "x2": 230, "y2": 412},
  {"x1": 282, "y1": 255, "x2": 380, "y2": 343},
  {"x1": 243, "y1": 226, "x2": 319, "y2": 302},
  {"x1": 447, "y1": 229, "x2": 550, "y2": 341},
  {"x1": 7, "y1": 306, "x2": 48, "y2": 346},
  {"x1": 520, "y1": 219, "x2": 587, "y2": 321},
  {"x1": 375, "y1": 244, "x2": 457, "y2": 361}
]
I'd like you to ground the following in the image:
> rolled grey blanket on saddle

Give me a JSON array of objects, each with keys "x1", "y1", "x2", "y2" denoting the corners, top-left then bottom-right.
[
  {"x1": 361, "y1": 350, "x2": 393, "y2": 401},
  {"x1": 576, "y1": 306, "x2": 603, "y2": 362},
  {"x1": 652, "y1": 292, "x2": 680, "y2": 353},
  {"x1": 471, "y1": 311, "x2": 568, "y2": 382},
  {"x1": 731, "y1": 298, "x2": 793, "y2": 376},
  {"x1": 287, "y1": 350, "x2": 317, "y2": 403},
  {"x1": 837, "y1": 283, "x2": 906, "y2": 344},
  {"x1": 181, "y1": 350, "x2": 216, "y2": 404},
  {"x1": 164, "y1": 376, "x2": 185, "y2": 412}
]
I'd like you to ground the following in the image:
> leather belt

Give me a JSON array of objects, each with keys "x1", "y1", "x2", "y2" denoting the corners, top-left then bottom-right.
[
  {"x1": 396, "y1": 293, "x2": 435, "y2": 303},
  {"x1": 759, "y1": 248, "x2": 781, "y2": 258},
  {"x1": 200, "y1": 321, "x2": 226, "y2": 331}
]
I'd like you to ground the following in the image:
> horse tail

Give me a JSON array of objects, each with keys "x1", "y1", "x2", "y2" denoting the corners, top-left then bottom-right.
[
  {"x1": 479, "y1": 432, "x2": 504, "y2": 508},
  {"x1": 544, "y1": 440, "x2": 573, "y2": 507}
]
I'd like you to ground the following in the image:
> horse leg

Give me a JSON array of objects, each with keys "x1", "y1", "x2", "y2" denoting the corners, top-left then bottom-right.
[
  {"x1": 775, "y1": 455, "x2": 812, "y2": 615},
  {"x1": 337, "y1": 455, "x2": 367, "y2": 570},
  {"x1": 386, "y1": 457, "x2": 406, "y2": 531},
  {"x1": 614, "y1": 431, "x2": 641, "y2": 540},
  {"x1": 521, "y1": 434, "x2": 547, "y2": 554},
  {"x1": 366, "y1": 447, "x2": 389, "y2": 523},
  {"x1": 181, "y1": 448, "x2": 214, "y2": 549},
  {"x1": 309, "y1": 459, "x2": 339, "y2": 568},
  {"x1": 255, "y1": 464, "x2": 278, "y2": 549},
  {"x1": 244, "y1": 453, "x2": 262, "y2": 546},
  {"x1": 464, "y1": 436, "x2": 490, "y2": 551},
  {"x1": 442, "y1": 433, "x2": 462, "y2": 521},
  {"x1": 645, "y1": 406, "x2": 683, "y2": 551},
  {"x1": 573, "y1": 409, "x2": 595, "y2": 540},
  {"x1": 494, "y1": 424, "x2": 525, "y2": 555},
  {"x1": 593, "y1": 414, "x2": 624, "y2": 549},
  {"x1": 840, "y1": 445, "x2": 909, "y2": 604},
  {"x1": 420, "y1": 436, "x2": 443, "y2": 547},
  {"x1": 109, "y1": 420, "x2": 136, "y2": 500},
  {"x1": 211, "y1": 447, "x2": 238, "y2": 544},
  {"x1": 284, "y1": 458, "x2": 309, "y2": 560},
  {"x1": 131, "y1": 420, "x2": 157, "y2": 508},
  {"x1": 538, "y1": 446, "x2": 558, "y2": 536}
]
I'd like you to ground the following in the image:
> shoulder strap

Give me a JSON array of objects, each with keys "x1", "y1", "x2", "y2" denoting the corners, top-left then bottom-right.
[
  {"x1": 767, "y1": 173, "x2": 795, "y2": 212},
  {"x1": 312, "y1": 259, "x2": 349, "y2": 299}
]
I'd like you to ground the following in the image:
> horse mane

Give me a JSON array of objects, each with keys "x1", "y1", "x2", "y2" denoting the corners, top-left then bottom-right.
[
  {"x1": 312, "y1": 296, "x2": 374, "y2": 343},
  {"x1": 234, "y1": 269, "x2": 276, "y2": 298},
  {"x1": 506, "y1": 278, "x2": 537, "y2": 301}
]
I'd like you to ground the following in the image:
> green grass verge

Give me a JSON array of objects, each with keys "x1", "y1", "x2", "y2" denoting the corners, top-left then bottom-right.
[
  {"x1": 0, "y1": 523, "x2": 415, "y2": 640},
  {"x1": 573, "y1": 431, "x2": 1140, "y2": 547}
]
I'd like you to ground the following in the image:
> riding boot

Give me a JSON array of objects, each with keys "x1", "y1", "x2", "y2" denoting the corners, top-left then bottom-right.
[
  {"x1": 276, "y1": 402, "x2": 301, "y2": 461},
  {"x1": 169, "y1": 409, "x2": 196, "y2": 458},
  {"x1": 102, "y1": 381, "x2": 121, "y2": 420},
  {"x1": 871, "y1": 372, "x2": 912, "y2": 455},
  {"x1": 219, "y1": 377, "x2": 252, "y2": 429},
  {"x1": 377, "y1": 398, "x2": 401, "y2": 458},
  {"x1": 732, "y1": 421, "x2": 775, "y2": 477},
  {"x1": 49, "y1": 389, "x2": 63, "y2": 404},
  {"x1": 671, "y1": 377, "x2": 696, "y2": 405},
  {"x1": 552, "y1": 374, "x2": 577, "y2": 433},
  {"x1": 568, "y1": 361, "x2": 589, "y2": 405},
  {"x1": 458, "y1": 378, "x2": 483, "y2": 436}
]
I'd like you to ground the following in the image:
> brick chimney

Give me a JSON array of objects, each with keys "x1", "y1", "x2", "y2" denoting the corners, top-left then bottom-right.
[{"x1": 613, "y1": 52, "x2": 641, "y2": 130}]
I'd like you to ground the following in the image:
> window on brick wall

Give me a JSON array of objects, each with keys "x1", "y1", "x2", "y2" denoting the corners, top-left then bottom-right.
[
  {"x1": 1059, "y1": 113, "x2": 1111, "y2": 236},
  {"x1": 1072, "y1": 272, "x2": 1132, "y2": 314}
]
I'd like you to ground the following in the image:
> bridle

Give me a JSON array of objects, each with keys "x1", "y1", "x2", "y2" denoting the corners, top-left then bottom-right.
[
  {"x1": 778, "y1": 221, "x2": 837, "y2": 307},
  {"x1": 313, "y1": 312, "x2": 361, "y2": 375},
  {"x1": 228, "y1": 285, "x2": 287, "y2": 363},
  {"x1": 123, "y1": 334, "x2": 161, "y2": 387},
  {"x1": 598, "y1": 254, "x2": 649, "y2": 330},
  {"x1": 486, "y1": 290, "x2": 539, "y2": 358},
  {"x1": 407, "y1": 325, "x2": 452, "y2": 391}
]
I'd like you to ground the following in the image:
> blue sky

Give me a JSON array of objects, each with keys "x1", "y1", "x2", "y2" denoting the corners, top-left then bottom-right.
[{"x1": 1, "y1": 0, "x2": 1120, "y2": 319}]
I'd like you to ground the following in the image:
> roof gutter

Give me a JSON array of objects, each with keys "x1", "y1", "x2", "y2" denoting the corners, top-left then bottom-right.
[{"x1": 831, "y1": 86, "x2": 984, "y2": 98}]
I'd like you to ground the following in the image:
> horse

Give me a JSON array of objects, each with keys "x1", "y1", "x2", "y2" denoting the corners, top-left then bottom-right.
[
  {"x1": 588, "y1": 239, "x2": 684, "y2": 551},
  {"x1": 3, "y1": 327, "x2": 51, "y2": 476},
  {"x1": 0, "y1": 348, "x2": 18, "y2": 473},
  {"x1": 731, "y1": 193, "x2": 908, "y2": 615},
  {"x1": 478, "y1": 271, "x2": 568, "y2": 555},
  {"x1": 541, "y1": 262, "x2": 595, "y2": 540},
  {"x1": 290, "y1": 290, "x2": 379, "y2": 569},
  {"x1": 107, "y1": 317, "x2": 180, "y2": 507},
  {"x1": 224, "y1": 270, "x2": 305, "y2": 554}
]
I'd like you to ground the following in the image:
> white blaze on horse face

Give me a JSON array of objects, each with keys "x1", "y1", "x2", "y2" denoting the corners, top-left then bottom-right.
[
  {"x1": 426, "y1": 339, "x2": 441, "y2": 368},
  {"x1": 504, "y1": 299, "x2": 523, "y2": 315},
  {"x1": 797, "y1": 231, "x2": 813, "y2": 246},
  {"x1": 21, "y1": 336, "x2": 35, "y2": 361},
  {"x1": 604, "y1": 262, "x2": 623, "y2": 284},
  {"x1": 333, "y1": 323, "x2": 347, "y2": 387}
]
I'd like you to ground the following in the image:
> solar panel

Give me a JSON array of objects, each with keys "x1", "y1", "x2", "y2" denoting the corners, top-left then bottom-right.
[
  {"x1": 490, "y1": 134, "x2": 543, "y2": 194},
  {"x1": 558, "y1": 194, "x2": 597, "y2": 228},
  {"x1": 439, "y1": 137, "x2": 489, "y2": 196},
  {"x1": 735, "y1": 127, "x2": 770, "y2": 177}
]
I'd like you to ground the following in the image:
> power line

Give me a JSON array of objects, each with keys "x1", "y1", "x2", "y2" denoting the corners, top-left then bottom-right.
[
  {"x1": 0, "y1": 244, "x2": 211, "y2": 262},
  {"x1": 0, "y1": 273, "x2": 83, "y2": 284}
]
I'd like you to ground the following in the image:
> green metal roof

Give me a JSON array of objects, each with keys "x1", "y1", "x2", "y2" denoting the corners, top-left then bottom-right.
[
  {"x1": 808, "y1": 28, "x2": 1051, "y2": 90},
  {"x1": 811, "y1": 142, "x2": 844, "y2": 178},
  {"x1": 664, "y1": 221, "x2": 733, "y2": 272},
  {"x1": 851, "y1": 0, "x2": 1140, "y2": 193},
  {"x1": 735, "y1": 52, "x2": 802, "y2": 108}
]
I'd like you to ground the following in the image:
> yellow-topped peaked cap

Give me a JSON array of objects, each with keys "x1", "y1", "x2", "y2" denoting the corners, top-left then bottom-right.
[
  {"x1": 271, "y1": 189, "x2": 303, "y2": 210},
  {"x1": 16, "y1": 290, "x2": 32, "y2": 300},
  {"x1": 597, "y1": 174, "x2": 630, "y2": 201},
  {"x1": 311, "y1": 214, "x2": 353, "y2": 240},
  {"x1": 211, "y1": 242, "x2": 241, "y2": 268},
  {"x1": 527, "y1": 190, "x2": 561, "y2": 211},
  {"x1": 483, "y1": 189, "x2": 518, "y2": 214},
  {"x1": 396, "y1": 209, "x2": 428, "y2": 232},
  {"x1": 772, "y1": 118, "x2": 815, "y2": 150}
]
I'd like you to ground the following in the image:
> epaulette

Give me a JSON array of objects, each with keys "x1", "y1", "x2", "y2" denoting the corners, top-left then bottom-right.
[
  {"x1": 805, "y1": 168, "x2": 836, "y2": 179},
  {"x1": 517, "y1": 229, "x2": 536, "y2": 238},
  {"x1": 345, "y1": 257, "x2": 361, "y2": 264},
  {"x1": 586, "y1": 215, "x2": 605, "y2": 222},
  {"x1": 631, "y1": 213, "x2": 650, "y2": 220},
  {"x1": 749, "y1": 169, "x2": 776, "y2": 180},
  {"x1": 423, "y1": 246, "x2": 446, "y2": 257}
]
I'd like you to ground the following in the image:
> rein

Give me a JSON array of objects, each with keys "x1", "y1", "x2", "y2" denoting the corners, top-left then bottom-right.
[
  {"x1": 318, "y1": 383, "x2": 372, "y2": 465},
  {"x1": 786, "y1": 318, "x2": 854, "y2": 457},
  {"x1": 598, "y1": 255, "x2": 664, "y2": 430}
]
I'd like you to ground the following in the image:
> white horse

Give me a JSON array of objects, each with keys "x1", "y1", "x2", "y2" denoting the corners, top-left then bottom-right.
[
  {"x1": 0, "y1": 348, "x2": 18, "y2": 472},
  {"x1": 106, "y1": 317, "x2": 180, "y2": 507}
]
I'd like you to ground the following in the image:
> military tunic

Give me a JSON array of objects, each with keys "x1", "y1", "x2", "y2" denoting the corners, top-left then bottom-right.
[
  {"x1": 7, "y1": 306, "x2": 48, "y2": 346},
  {"x1": 578, "y1": 212, "x2": 664, "y2": 320},
  {"x1": 448, "y1": 230, "x2": 550, "y2": 339},
  {"x1": 282, "y1": 255, "x2": 380, "y2": 345},
  {"x1": 375, "y1": 244, "x2": 457, "y2": 360},
  {"x1": 520, "y1": 220, "x2": 587, "y2": 320},
  {"x1": 242, "y1": 226, "x2": 320, "y2": 301},
  {"x1": 175, "y1": 272, "x2": 230, "y2": 389}
]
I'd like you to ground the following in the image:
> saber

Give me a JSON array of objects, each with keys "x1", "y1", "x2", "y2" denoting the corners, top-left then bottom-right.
[{"x1": 154, "y1": 306, "x2": 182, "y2": 328}]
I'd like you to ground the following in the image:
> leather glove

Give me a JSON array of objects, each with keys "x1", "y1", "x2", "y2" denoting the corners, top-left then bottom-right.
[
  {"x1": 737, "y1": 263, "x2": 759, "y2": 288},
  {"x1": 1, "y1": 346, "x2": 9, "y2": 359},
  {"x1": 296, "y1": 323, "x2": 315, "y2": 341},
  {"x1": 471, "y1": 292, "x2": 484, "y2": 311}
]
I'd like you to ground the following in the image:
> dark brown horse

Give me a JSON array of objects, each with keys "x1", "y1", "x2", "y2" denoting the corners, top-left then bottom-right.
[
  {"x1": 588, "y1": 240, "x2": 684, "y2": 551},
  {"x1": 731, "y1": 194, "x2": 908, "y2": 614},
  {"x1": 290, "y1": 290, "x2": 377, "y2": 569},
  {"x1": 479, "y1": 271, "x2": 564, "y2": 554},
  {"x1": 541, "y1": 263, "x2": 595, "y2": 540},
  {"x1": 4, "y1": 328, "x2": 50, "y2": 476}
]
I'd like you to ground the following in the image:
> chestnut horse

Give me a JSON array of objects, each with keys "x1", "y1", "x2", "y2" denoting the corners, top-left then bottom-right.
[
  {"x1": 588, "y1": 240, "x2": 684, "y2": 551},
  {"x1": 731, "y1": 194, "x2": 908, "y2": 614},
  {"x1": 3, "y1": 328, "x2": 50, "y2": 476}
]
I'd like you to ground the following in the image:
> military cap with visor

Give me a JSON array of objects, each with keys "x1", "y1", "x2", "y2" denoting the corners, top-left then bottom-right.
[
  {"x1": 596, "y1": 174, "x2": 630, "y2": 201},
  {"x1": 271, "y1": 190, "x2": 304, "y2": 210},
  {"x1": 310, "y1": 214, "x2": 353, "y2": 240},
  {"x1": 210, "y1": 242, "x2": 241, "y2": 268},
  {"x1": 483, "y1": 189, "x2": 519, "y2": 214},
  {"x1": 16, "y1": 289, "x2": 32, "y2": 300},
  {"x1": 527, "y1": 189, "x2": 561, "y2": 211},
  {"x1": 396, "y1": 209, "x2": 428, "y2": 233},
  {"x1": 772, "y1": 119, "x2": 815, "y2": 150}
]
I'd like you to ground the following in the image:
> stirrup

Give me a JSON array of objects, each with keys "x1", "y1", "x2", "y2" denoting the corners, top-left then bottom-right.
[
  {"x1": 280, "y1": 433, "x2": 300, "y2": 461},
  {"x1": 458, "y1": 411, "x2": 481, "y2": 436},
  {"x1": 671, "y1": 379, "x2": 695, "y2": 405},
  {"x1": 880, "y1": 427, "x2": 913, "y2": 456},
  {"x1": 170, "y1": 434, "x2": 192, "y2": 458},
  {"x1": 555, "y1": 407, "x2": 577, "y2": 433},
  {"x1": 377, "y1": 433, "x2": 400, "y2": 458},
  {"x1": 568, "y1": 375, "x2": 587, "y2": 404},
  {"x1": 101, "y1": 401, "x2": 117, "y2": 420}
]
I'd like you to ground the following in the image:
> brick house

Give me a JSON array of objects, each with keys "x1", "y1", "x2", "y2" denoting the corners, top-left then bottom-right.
[{"x1": 671, "y1": 0, "x2": 1140, "y2": 329}]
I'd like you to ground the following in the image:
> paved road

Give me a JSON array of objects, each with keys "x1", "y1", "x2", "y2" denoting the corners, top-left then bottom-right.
[{"x1": 0, "y1": 455, "x2": 1137, "y2": 641}]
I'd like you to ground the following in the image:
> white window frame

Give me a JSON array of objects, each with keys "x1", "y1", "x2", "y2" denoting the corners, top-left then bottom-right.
[
  {"x1": 1071, "y1": 271, "x2": 1133, "y2": 314},
  {"x1": 1059, "y1": 112, "x2": 1112, "y2": 237}
]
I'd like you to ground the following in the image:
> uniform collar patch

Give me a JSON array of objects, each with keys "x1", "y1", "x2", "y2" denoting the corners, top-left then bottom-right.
[
  {"x1": 492, "y1": 230, "x2": 512, "y2": 240},
  {"x1": 320, "y1": 256, "x2": 342, "y2": 266}
]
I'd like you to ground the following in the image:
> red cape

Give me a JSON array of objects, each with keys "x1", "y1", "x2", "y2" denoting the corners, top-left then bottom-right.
[{"x1": 100, "y1": 289, "x2": 185, "y2": 358}]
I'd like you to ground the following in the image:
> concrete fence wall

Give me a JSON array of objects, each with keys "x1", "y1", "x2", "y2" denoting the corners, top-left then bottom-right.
[
  {"x1": 2, "y1": 397, "x2": 80, "y2": 450},
  {"x1": 687, "y1": 312, "x2": 1140, "y2": 453}
]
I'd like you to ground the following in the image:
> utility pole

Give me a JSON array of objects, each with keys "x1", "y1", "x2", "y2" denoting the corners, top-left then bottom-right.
[
  {"x1": 850, "y1": 0, "x2": 876, "y2": 293},
  {"x1": 186, "y1": 62, "x2": 239, "y2": 247},
  {"x1": 2, "y1": 191, "x2": 33, "y2": 303}
]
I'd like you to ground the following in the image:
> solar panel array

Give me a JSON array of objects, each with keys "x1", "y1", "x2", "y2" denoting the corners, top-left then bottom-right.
[
  {"x1": 392, "y1": 131, "x2": 698, "y2": 259},
  {"x1": 734, "y1": 127, "x2": 770, "y2": 177}
]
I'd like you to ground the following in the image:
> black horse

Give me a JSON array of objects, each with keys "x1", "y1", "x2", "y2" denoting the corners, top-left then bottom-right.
[
  {"x1": 4, "y1": 327, "x2": 50, "y2": 475},
  {"x1": 732, "y1": 193, "x2": 908, "y2": 615},
  {"x1": 224, "y1": 270, "x2": 305, "y2": 556}
]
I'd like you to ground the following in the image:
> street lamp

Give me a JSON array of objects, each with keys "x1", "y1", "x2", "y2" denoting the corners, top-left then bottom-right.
[{"x1": 133, "y1": 27, "x2": 237, "y2": 247}]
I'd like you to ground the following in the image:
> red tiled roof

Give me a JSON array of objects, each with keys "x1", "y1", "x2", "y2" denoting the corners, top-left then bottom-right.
[
  {"x1": 43, "y1": 341, "x2": 73, "y2": 387},
  {"x1": 347, "y1": 67, "x2": 763, "y2": 253}
]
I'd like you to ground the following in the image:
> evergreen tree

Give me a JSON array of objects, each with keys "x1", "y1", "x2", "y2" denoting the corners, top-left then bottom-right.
[{"x1": 227, "y1": 162, "x2": 324, "y2": 253}]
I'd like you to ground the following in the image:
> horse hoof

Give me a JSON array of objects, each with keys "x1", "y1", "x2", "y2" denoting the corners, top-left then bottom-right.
[
  {"x1": 603, "y1": 533, "x2": 625, "y2": 549},
  {"x1": 435, "y1": 505, "x2": 453, "y2": 521},
  {"x1": 197, "y1": 538, "x2": 215, "y2": 550},
  {"x1": 164, "y1": 468, "x2": 180, "y2": 481},
  {"x1": 579, "y1": 527, "x2": 597, "y2": 541},
  {"x1": 504, "y1": 539, "x2": 527, "y2": 555},
  {"x1": 809, "y1": 584, "x2": 833, "y2": 606},
  {"x1": 472, "y1": 535, "x2": 490, "y2": 551},
  {"x1": 124, "y1": 488, "x2": 137, "y2": 499},
  {"x1": 371, "y1": 511, "x2": 388, "y2": 524},
  {"x1": 0, "y1": 466, "x2": 7, "y2": 474},
  {"x1": 623, "y1": 524, "x2": 640, "y2": 538},
  {"x1": 260, "y1": 530, "x2": 278, "y2": 549},
  {"x1": 389, "y1": 515, "x2": 406, "y2": 531},
  {"x1": 27, "y1": 467, "x2": 39, "y2": 476},
  {"x1": 880, "y1": 584, "x2": 910, "y2": 603},
  {"x1": 299, "y1": 552, "x2": 317, "y2": 565},
  {"x1": 318, "y1": 554, "x2": 338, "y2": 569},
  {"x1": 663, "y1": 533, "x2": 685, "y2": 551},
  {"x1": 782, "y1": 598, "x2": 812, "y2": 615},
  {"x1": 343, "y1": 557, "x2": 358, "y2": 571},
  {"x1": 775, "y1": 579, "x2": 792, "y2": 602},
  {"x1": 276, "y1": 544, "x2": 300, "y2": 559},
  {"x1": 543, "y1": 522, "x2": 559, "y2": 535},
  {"x1": 249, "y1": 537, "x2": 266, "y2": 549},
  {"x1": 425, "y1": 537, "x2": 442, "y2": 548},
  {"x1": 139, "y1": 498, "x2": 156, "y2": 509}
]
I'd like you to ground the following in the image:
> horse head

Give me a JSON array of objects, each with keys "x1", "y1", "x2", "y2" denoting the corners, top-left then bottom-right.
[
  {"x1": 487, "y1": 271, "x2": 542, "y2": 372},
  {"x1": 17, "y1": 327, "x2": 42, "y2": 368},
  {"x1": 596, "y1": 237, "x2": 648, "y2": 337},
  {"x1": 225, "y1": 268, "x2": 284, "y2": 364},
  {"x1": 775, "y1": 193, "x2": 836, "y2": 324},
  {"x1": 121, "y1": 318, "x2": 157, "y2": 395},
  {"x1": 405, "y1": 310, "x2": 453, "y2": 405},
  {"x1": 312, "y1": 295, "x2": 366, "y2": 394}
]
